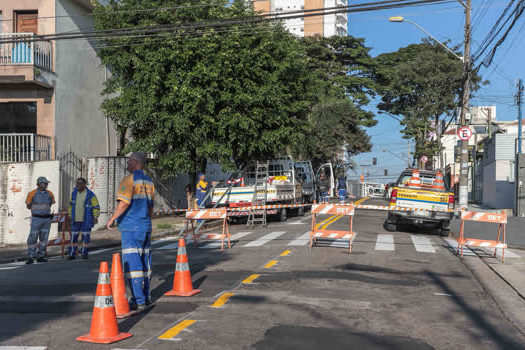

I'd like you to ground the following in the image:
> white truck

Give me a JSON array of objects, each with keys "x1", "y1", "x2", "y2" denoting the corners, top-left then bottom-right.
[
  {"x1": 295, "y1": 160, "x2": 316, "y2": 203},
  {"x1": 211, "y1": 156, "x2": 304, "y2": 221},
  {"x1": 315, "y1": 163, "x2": 336, "y2": 201}
]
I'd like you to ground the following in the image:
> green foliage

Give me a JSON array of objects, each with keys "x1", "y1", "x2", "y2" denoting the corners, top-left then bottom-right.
[
  {"x1": 94, "y1": 0, "x2": 318, "y2": 177},
  {"x1": 374, "y1": 40, "x2": 484, "y2": 161},
  {"x1": 293, "y1": 36, "x2": 377, "y2": 169}
]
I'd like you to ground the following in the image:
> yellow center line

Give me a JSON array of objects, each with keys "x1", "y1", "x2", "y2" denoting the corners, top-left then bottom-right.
[
  {"x1": 242, "y1": 274, "x2": 261, "y2": 284},
  {"x1": 210, "y1": 292, "x2": 235, "y2": 308},
  {"x1": 315, "y1": 215, "x2": 336, "y2": 229},
  {"x1": 354, "y1": 196, "x2": 370, "y2": 206},
  {"x1": 158, "y1": 319, "x2": 196, "y2": 340},
  {"x1": 321, "y1": 215, "x2": 342, "y2": 230},
  {"x1": 279, "y1": 250, "x2": 291, "y2": 256},
  {"x1": 264, "y1": 260, "x2": 278, "y2": 268}
]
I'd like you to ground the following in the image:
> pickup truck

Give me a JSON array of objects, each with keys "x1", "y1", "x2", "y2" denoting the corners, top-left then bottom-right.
[{"x1": 385, "y1": 169, "x2": 455, "y2": 236}]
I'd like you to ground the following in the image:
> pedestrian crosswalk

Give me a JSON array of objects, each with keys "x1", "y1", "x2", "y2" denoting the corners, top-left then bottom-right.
[{"x1": 150, "y1": 230, "x2": 521, "y2": 259}]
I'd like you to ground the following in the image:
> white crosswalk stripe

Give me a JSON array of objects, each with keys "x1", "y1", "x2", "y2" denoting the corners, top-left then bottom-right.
[
  {"x1": 375, "y1": 234, "x2": 395, "y2": 251},
  {"x1": 242, "y1": 231, "x2": 287, "y2": 247},
  {"x1": 411, "y1": 235, "x2": 436, "y2": 253},
  {"x1": 329, "y1": 234, "x2": 355, "y2": 248},
  {"x1": 0, "y1": 347, "x2": 47, "y2": 350},
  {"x1": 199, "y1": 232, "x2": 253, "y2": 249},
  {"x1": 444, "y1": 238, "x2": 476, "y2": 256},
  {"x1": 287, "y1": 231, "x2": 311, "y2": 246}
]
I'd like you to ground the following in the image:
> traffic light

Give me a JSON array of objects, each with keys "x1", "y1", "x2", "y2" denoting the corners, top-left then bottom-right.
[
  {"x1": 372, "y1": 157, "x2": 377, "y2": 166},
  {"x1": 384, "y1": 169, "x2": 388, "y2": 176}
]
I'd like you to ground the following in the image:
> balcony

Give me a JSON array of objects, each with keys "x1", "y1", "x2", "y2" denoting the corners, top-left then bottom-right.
[
  {"x1": 0, "y1": 33, "x2": 53, "y2": 72},
  {"x1": 0, "y1": 133, "x2": 52, "y2": 162}
]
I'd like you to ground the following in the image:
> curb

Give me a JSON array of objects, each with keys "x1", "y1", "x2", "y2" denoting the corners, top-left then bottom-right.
[{"x1": 0, "y1": 219, "x2": 224, "y2": 265}]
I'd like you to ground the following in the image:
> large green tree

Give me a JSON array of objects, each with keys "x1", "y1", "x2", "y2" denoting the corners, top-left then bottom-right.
[
  {"x1": 293, "y1": 36, "x2": 377, "y2": 170},
  {"x1": 374, "y1": 41, "x2": 483, "y2": 166},
  {"x1": 94, "y1": 0, "x2": 318, "y2": 179}
]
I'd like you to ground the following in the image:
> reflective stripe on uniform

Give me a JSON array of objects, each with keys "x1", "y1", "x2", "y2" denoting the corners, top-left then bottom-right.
[
  {"x1": 122, "y1": 248, "x2": 150, "y2": 255},
  {"x1": 94, "y1": 295, "x2": 114, "y2": 308},
  {"x1": 126, "y1": 270, "x2": 144, "y2": 279}
]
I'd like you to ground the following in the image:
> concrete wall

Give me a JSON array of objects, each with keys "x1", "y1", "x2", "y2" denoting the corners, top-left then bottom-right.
[
  {"x1": 54, "y1": 0, "x2": 117, "y2": 157},
  {"x1": 0, "y1": 160, "x2": 59, "y2": 245}
]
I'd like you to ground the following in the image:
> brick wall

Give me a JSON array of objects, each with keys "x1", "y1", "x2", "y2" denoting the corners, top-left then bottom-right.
[{"x1": 0, "y1": 161, "x2": 60, "y2": 245}]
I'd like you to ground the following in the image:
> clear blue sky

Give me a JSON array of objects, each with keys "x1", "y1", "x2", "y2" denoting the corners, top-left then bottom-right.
[{"x1": 346, "y1": 1, "x2": 524, "y2": 182}]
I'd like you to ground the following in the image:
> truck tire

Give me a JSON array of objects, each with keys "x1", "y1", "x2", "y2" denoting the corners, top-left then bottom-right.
[
  {"x1": 385, "y1": 221, "x2": 396, "y2": 232},
  {"x1": 297, "y1": 206, "x2": 305, "y2": 216},
  {"x1": 440, "y1": 228, "x2": 450, "y2": 237},
  {"x1": 278, "y1": 208, "x2": 288, "y2": 222}
]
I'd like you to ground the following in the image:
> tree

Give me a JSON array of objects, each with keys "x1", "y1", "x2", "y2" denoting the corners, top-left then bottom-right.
[
  {"x1": 293, "y1": 36, "x2": 377, "y2": 170},
  {"x1": 94, "y1": 0, "x2": 318, "y2": 180},
  {"x1": 374, "y1": 41, "x2": 484, "y2": 167}
]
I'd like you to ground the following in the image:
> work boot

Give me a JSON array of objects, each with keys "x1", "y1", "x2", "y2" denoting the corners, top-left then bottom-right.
[
  {"x1": 68, "y1": 255, "x2": 76, "y2": 260},
  {"x1": 26, "y1": 258, "x2": 34, "y2": 265},
  {"x1": 36, "y1": 257, "x2": 48, "y2": 263}
]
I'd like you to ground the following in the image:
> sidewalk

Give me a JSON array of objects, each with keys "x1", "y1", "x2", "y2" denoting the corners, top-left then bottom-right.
[{"x1": 0, "y1": 215, "x2": 220, "y2": 264}]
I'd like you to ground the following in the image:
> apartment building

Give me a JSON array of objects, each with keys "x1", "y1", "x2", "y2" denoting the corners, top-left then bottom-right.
[
  {"x1": 254, "y1": 0, "x2": 348, "y2": 37},
  {"x1": 0, "y1": 0, "x2": 117, "y2": 162}
]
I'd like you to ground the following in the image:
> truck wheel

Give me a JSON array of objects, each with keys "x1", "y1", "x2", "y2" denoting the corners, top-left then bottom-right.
[
  {"x1": 440, "y1": 228, "x2": 450, "y2": 237},
  {"x1": 278, "y1": 208, "x2": 288, "y2": 222},
  {"x1": 384, "y1": 221, "x2": 396, "y2": 232},
  {"x1": 297, "y1": 206, "x2": 305, "y2": 216}
]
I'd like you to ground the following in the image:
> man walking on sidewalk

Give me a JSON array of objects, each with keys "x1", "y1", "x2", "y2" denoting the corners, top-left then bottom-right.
[
  {"x1": 25, "y1": 177, "x2": 56, "y2": 264},
  {"x1": 106, "y1": 152, "x2": 155, "y2": 311},
  {"x1": 68, "y1": 178, "x2": 100, "y2": 260}
]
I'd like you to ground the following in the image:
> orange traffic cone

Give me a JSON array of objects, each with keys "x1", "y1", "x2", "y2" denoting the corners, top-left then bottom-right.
[
  {"x1": 432, "y1": 171, "x2": 446, "y2": 192},
  {"x1": 408, "y1": 169, "x2": 421, "y2": 189},
  {"x1": 77, "y1": 261, "x2": 132, "y2": 344},
  {"x1": 241, "y1": 177, "x2": 245, "y2": 187},
  {"x1": 164, "y1": 238, "x2": 202, "y2": 297},
  {"x1": 111, "y1": 253, "x2": 137, "y2": 319}
]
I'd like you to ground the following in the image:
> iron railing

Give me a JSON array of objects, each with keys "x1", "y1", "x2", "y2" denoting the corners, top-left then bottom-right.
[
  {"x1": 0, "y1": 33, "x2": 53, "y2": 71},
  {"x1": 0, "y1": 133, "x2": 52, "y2": 162}
]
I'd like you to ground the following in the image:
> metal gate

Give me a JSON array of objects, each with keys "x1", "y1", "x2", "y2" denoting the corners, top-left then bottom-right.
[{"x1": 59, "y1": 152, "x2": 83, "y2": 211}]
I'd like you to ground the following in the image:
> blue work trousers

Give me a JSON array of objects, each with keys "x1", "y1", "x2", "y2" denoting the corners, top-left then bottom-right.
[
  {"x1": 121, "y1": 231, "x2": 152, "y2": 306},
  {"x1": 68, "y1": 222, "x2": 91, "y2": 257},
  {"x1": 27, "y1": 217, "x2": 52, "y2": 259},
  {"x1": 338, "y1": 189, "x2": 347, "y2": 203}
]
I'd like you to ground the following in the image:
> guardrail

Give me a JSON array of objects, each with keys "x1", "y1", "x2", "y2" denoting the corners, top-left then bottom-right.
[
  {"x1": 0, "y1": 33, "x2": 53, "y2": 71},
  {"x1": 0, "y1": 133, "x2": 52, "y2": 162}
]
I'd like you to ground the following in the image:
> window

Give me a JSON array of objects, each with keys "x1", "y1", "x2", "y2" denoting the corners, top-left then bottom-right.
[
  {"x1": 15, "y1": 10, "x2": 38, "y2": 34},
  {"x1": 0, "y1": 102, "x2": 37, "y2": 133}
]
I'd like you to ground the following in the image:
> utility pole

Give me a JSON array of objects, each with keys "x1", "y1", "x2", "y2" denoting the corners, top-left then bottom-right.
[
  {"x1": 458, "y1": 0, "x2": 471, "y2": 210},
  {"x1": 517, "y1": 79, "x2": 523, "y2": 153}
]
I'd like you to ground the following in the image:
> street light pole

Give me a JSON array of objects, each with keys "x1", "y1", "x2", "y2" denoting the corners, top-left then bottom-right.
[{"x1": 458, "y1": 0, "x2": 471, "y2": 210}]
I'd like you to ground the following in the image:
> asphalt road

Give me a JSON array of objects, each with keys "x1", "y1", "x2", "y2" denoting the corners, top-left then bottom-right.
[{"x1": 1, "y1": 198, "x2": 525, "y2": 349}]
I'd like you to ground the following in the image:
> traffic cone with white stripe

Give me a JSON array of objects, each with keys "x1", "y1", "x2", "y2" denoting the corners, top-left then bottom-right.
[
  {"x1": 77, "y1": 261, "x2": 132, "y2": 344},
  {"x1": 164, "y1": 238, "x2": 202, "y2": 297},
  {"x1": 408, "y1": 169, "x2": 421, "y2": 189},
  {"x1": 432, "y1": 171, "x2": 446, "y2": 192},
  {"x1": 111, "y1": 253, "x2": 137, "y2": 319}
]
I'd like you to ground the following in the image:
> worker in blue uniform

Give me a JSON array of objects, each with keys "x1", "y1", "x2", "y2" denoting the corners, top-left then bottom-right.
[
  {"x1": 68, "y1": 177, "x2": 100, "y2": 260},
  {"x1": 196, "y1": 172, "x2": 209, "y2": 209},
  {"x1": 106, "y1": 152, "x2": 155, "y2": 311},
  {"x1": 337, "y1": 174, "x2": 347, "y2": 203},
  {"x1": 25, "y1": 177, "x2": 56, "y2": 264}
]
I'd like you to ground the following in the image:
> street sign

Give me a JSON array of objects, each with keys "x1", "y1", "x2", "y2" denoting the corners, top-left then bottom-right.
[
  {"x1": 457, "y1": 127, "x2": 472, "y2": 141},
  {"x1": 420, "y1": 155, "x2": 428, "y2": 163}
]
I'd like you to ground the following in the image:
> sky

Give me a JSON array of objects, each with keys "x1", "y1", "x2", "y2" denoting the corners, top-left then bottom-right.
[{"x1": 346, "y1": 1, "x2": 524, "y2": 182}]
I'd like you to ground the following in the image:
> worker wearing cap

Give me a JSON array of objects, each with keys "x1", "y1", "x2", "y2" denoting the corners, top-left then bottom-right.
[
  {"x1": 196, "y1": 173, "x2": 209, "y2": 210},
  {"x1": 67, "y1": 177, "x2": 100, "y2": 260},
  {"x1": 106, "y1": 152, "x2": 155, "y2": 311},
  {"x1": 25, "y1": 177, "x2": 56, "y2": 264}
]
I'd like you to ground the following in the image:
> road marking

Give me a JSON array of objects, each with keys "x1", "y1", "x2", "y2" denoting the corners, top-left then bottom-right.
[
  {"x1": 353, "y1": 196, "x2": 370, "y2": 205},
  {"x1": 0, "y1": 266, "x2": 23, "y2": 271},
  {"x1": 0, "y1": 347, "x2": 47, "y2": 350},
  {"x1": 444, "y1": 238, "x2": 476, "y2": 256},
  {"x1": 199, "y1": 232, "x2": 252, "y2": 249},
  {"x1": 329, "y1": 234, "x2": 356, "y2": 247},
  {"x1": 479, "y1": 247, "x2": 521, "y2": 259},
  {"x1": 151, "y1": 237, "x2": 172, "y2": 246},
  {"x1": 434, "y1": 292, "x2": 453, "y2": 296},
  {"x1": 315, "y1": 215, "x2": 336, "y2": 229},
  {"x1": 280, "y1": 250, "x2": 291, "y2": 256},
  {"x1": 242, "y1": 274, "x2": 260, "y2": 284},
  {"x1": 158, "y1": 319, "x2": 196, "y2": 340},
  {"x1": 321, "y1": 215, "x2": 342, "y2": 230},
  {"x1": 411, "y1": 235, "x2": 436, "y2": 253},
  {"x1": 242, "y1": 231, "x2": 286, "y2": 247},
  {"x1": 264, "y1": 260, "x2": 278, "y2": 268},
  {"x1": 210, "y1": 292, "x2": 235, "y2": 308},
  {"x1": 375, "y1": 234, "x2": 395, "y2": 251},
  {"x1": 90, "y1": 247, "x2": 115, "y2": 255},
  {"x1": 287, "y1": 231, "x2": 311, "y2": 246},
  {"x1": 157, "y1": 242, "x2": 179, "y2": 250}
]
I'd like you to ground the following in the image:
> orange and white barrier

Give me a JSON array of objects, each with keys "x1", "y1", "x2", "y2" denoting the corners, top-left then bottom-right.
[
  {"x1": 309, "y1": 204, "x2": 356, "y2": 254},
  {"x1": 185, "y1": 208, "x2": 231, "y2": 250},
  {"x1": 355, "y1": 204, "x2": 453, "y2": 213},
  {"x1": 47, "y1": 212, "x2": 71, "y2": 257},
  {"x1": 456, "y1": 211, "x2": 508, "y2": 262}
]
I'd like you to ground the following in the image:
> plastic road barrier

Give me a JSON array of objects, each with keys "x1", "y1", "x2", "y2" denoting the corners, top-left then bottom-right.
[
  {"x1": 309, "y1": 204, "x2": 356, "y2": 254},
  {"x1": 185, "y1": 208, "x2": 231, "y2": 250},
  {"x1": 456, "y1": 211, "x2": 508, "y2": 262}
]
